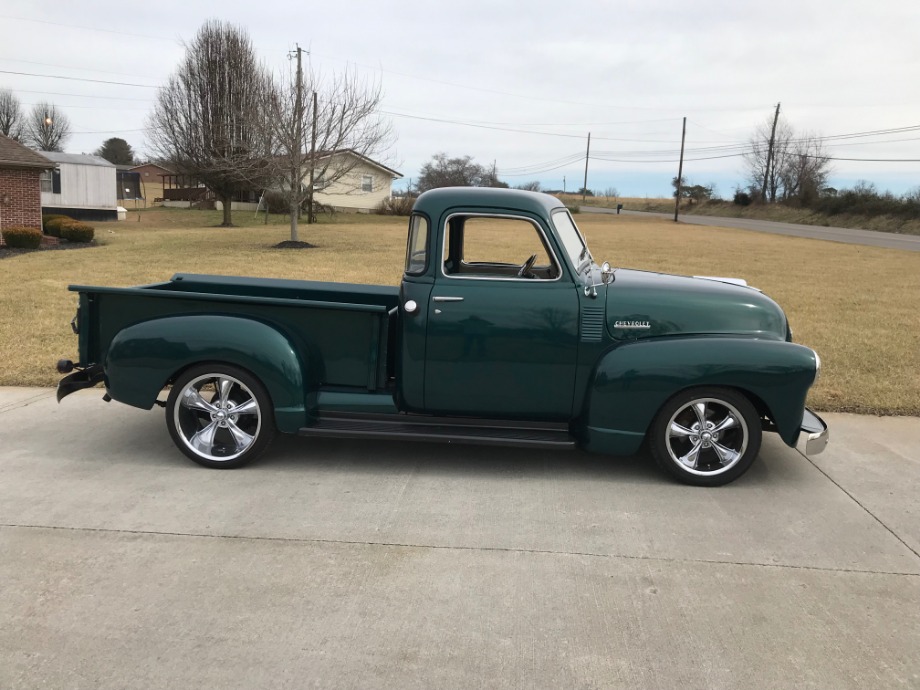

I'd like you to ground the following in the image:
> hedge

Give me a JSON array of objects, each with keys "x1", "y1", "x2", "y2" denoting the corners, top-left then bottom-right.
[
  {"x1": 60, "y1": 221, "x2": 95, "y2": 243},
  {"x1": 44, "y1": 216, "x2": 72, "y2": 237},
  {"x1": 2, "y1": 226, "x2": 43, "y2": 249}
]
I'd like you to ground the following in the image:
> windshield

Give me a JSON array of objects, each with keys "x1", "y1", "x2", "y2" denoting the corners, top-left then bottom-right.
[{"x1": 551, "y1": 209, "x2": 591, "y2": 270}]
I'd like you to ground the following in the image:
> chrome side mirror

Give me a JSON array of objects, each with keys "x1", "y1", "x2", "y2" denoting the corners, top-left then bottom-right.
[{"x1": 601, "y1": 261, "x2": 615, "y2": 284}]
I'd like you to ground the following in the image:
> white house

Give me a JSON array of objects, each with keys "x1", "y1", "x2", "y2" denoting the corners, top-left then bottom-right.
[
  {"x1": 312, "y1": 150, "x2": 402, "y2": 212},
  {"x1": 40, "y1": 152, "x2": 118, "y2": 221}
]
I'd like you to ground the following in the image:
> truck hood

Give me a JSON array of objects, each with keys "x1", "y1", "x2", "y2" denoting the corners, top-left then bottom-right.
[{"x1": 604, "y1": 268, "x2": 788, "y2": 340}]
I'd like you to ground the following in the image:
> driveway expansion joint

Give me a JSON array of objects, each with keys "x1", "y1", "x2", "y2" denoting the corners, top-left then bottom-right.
[
  {"x1": 3, "y1": 522, "x2": 919, "y2": 578},
  {"x1": 0, "y1": 391, "x2": 55, "y2": 414},
  {"x1": 800, "y1": 451, "x2": 920, "y2": 563}
]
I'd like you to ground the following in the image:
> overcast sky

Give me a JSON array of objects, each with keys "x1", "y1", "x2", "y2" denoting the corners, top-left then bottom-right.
[{"x1": 1, "y1": 1, "x2": 917, "y2": 196}]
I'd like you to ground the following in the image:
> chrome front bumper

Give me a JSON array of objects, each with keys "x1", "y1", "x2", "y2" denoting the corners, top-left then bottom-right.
[{"x1": 796, "y1": 408, "x2": 829, "y2": 456}]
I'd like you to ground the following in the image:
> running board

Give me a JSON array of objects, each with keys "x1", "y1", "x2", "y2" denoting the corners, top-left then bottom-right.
[{"x1": 299, "y1": 413, "x2": 576, "y2": 450}]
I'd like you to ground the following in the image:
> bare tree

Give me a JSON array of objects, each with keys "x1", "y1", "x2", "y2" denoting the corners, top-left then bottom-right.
[
  {"x1": 147, "y1": 20, "x2": 274, "y2": 226},
  {"x1": 743, "y1": 117, "x2": 831, "y2": 205},
  {"x1": 416, "y1": 153, "x2": 490, "y2": 191},
  {"x1": 779, "y1": 132, "x2": 831, "y2": 205},
  {"x1": 0, "y1": 88, "x2": 24, "y2": 141},
  {"x1": 264, "y1": 60, "x2": 394, "y2": 241},
  {"x1": 24, "y1": 102, "x2": 71, "y2": 151},
  {"x1": 515, "y1": 181, "x2": 542, "y2": 192},
  {"x1": 743, "y1": 116, "x2": 793, "y2": 202}
]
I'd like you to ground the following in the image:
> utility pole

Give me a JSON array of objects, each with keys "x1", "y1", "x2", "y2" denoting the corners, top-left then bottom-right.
[
  {"x1": 761, "y1": 102, "x2": 781, "y2": 203},
  {"x1": 563, "y1": 176, "x2": 566, "y2": 194},
  {"x1": 674, "y1": 116, "x2": 686, "y2": 223},
  {"x1": 582, "y1": 132, "x2": 591, "y2": 202},
  {"x1": 307, "y1": 90, "x2": 318, "y2": 224},
  {"x1": 289, "y1": 44, "x2": 304, "y2": 241}
]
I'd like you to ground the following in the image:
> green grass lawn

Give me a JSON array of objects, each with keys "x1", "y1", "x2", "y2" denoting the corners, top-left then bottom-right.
[{"x1": 2, "y1": 206, "x2": 919, "y2": 416}]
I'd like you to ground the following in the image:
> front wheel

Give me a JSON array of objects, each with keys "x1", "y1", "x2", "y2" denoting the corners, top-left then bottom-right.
[
  {"x1": 648, "y1": 387, "x2": 762, "y2": 486},
  {"x1": 166, "y1": 364, "x2": 275, "y2": 469}
]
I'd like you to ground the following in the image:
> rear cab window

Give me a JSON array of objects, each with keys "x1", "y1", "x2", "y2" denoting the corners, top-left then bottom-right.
[{"x1": 404, "y1": 214, "x2": 429, "y2": 275}]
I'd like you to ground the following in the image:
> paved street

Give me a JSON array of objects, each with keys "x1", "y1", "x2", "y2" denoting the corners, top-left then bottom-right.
[
  {"x1": 1, "y1": 387, "x2": 918, "y2": 689},
  {"x1": 580, "y1": 205, "x2": 920, "y2": 252}
]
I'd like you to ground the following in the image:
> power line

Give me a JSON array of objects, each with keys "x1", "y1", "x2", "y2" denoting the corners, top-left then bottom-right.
[
  {"x1": 0, "y1": 70, "x2": 158, "y2": 88},
  {"x1": 12, "y1": 89, "x2": 155, "y2": 103},
  {"x1": 0, "y1": 14, "x2": 178, "y2": 43},
  {"x1": 0, "y1": 58, "x2": 162, "y2": 82},
  {"x1": 804, "y1": 155, "x2": 920, "y2": 162}
]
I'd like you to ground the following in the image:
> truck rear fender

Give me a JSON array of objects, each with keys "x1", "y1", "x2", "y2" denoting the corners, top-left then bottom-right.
[
  {"x1": 104, "y1": 315, "x2": 312, "y2": 433},
  {"x1": 580, "y1": 337, "x2": 818, "y2": 455}
]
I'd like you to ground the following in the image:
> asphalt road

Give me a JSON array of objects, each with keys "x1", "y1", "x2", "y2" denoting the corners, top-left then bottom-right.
[
  {"x1": 2, "y1": 388, "x2": 919, "y2": 689},
  {"x1": 580, "y1": 205, "x2": 920, "y2": 252}
]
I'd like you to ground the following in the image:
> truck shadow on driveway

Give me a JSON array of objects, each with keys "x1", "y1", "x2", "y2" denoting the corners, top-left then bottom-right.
[{"x1": 261, "y1": 433, "x2": 786, "y2": 488}]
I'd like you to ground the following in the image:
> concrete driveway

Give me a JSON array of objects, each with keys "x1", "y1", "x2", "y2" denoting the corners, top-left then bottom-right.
[
  {"x1": 580, "y1": 205, "x2": 920, "y2": 252},
  {"x1": 1, "y1": 388, "x2": 918, "y2": 689}
]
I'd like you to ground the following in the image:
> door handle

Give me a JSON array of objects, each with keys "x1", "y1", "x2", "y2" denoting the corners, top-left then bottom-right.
[{"x1": 432, "y1": 296, "x2": 464, "y2": 302}]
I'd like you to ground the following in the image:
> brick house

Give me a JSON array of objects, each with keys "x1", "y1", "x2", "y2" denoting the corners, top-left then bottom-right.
[
  {"x1": 130, "y1": 162, "x2": 172, "y2": 203},
  {"x1": 0, "y1": 134, "x2": 53, "y2": 233}
]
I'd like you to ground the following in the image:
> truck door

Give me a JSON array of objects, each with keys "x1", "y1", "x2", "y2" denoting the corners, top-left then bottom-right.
[{"x1": 423, "y1": 213, "x2": 579, "y2": 420}]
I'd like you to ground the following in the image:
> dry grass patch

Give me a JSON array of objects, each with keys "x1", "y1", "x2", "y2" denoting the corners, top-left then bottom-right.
[
  {"x1": 1, "y1": 208, "x2": 918, "y2": 416},
  {"x1": 566, "y1": 194, "x2": 920, "y2": 235}
]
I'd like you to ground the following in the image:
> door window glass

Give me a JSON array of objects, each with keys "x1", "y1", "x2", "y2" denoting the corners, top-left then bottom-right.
[{"x1": 442, "y1": 216, "x2": 558, "y2": 280}]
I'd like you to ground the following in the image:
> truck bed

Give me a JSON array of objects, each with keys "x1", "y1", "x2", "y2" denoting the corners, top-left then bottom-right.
[{"x1": 70, "y1": 273, "x2": 400, "y2": 391}]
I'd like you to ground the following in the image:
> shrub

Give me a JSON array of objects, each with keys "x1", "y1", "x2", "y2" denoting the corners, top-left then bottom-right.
[
  {"x1": 42, "y1": 214, "x2": 70, "y2": 232},
  {"x1": 2, "y1": 226, "x2": 42, "y2": 249},
  {"x1": 374, "y1": 196, "x2": 415, "y2": 216},
  {"x1": 60, "y1": 221, "x2": 95, "y2": 243},
  {"x1": 733, "y1": 190, "x2": 752, "y2": 206},
  {"x1": 260, "y1": 190, "x2": 291, "y2": 215},
  {"x1": 565, "y1": 205, "x2": 580, "y2": 214},
  {"x1": 44, "y1": 216, "x2": 72, "y2": 237}
]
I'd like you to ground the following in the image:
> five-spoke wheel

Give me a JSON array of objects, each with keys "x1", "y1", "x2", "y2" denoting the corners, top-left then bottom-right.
[
  {"x1": 166, "y1": 364, "x2": 275, "y2": 468},
  {"x1": 648, "y1": 387, "x2": 761, "y2": 486}
]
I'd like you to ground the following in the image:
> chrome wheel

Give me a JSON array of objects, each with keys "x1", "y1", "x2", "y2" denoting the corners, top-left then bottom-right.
[
  {"x1": 172, "y1": 372, "x2": 262, "y2": 463},
  {"x1": 650, "y1": 388, "x2": 762, "y2": 486},
  {"x1": 665, "y1": 397, "x2": 749, "y2": 477}
]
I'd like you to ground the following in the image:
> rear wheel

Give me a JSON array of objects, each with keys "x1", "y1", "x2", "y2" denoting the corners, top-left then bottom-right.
[
  {"x1": 648, "y1": 387, "x2": 761, "y2": 486},
  {"x1": 166, "y1": 364, "x2": 275, "y2": 469}
]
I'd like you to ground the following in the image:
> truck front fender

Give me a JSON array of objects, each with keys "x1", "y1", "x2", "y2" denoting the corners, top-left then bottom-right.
[
  {"x1": 580, "y1": 337, "x2": 818, "y2": 455},
  {"x1": 105, "y1": 315, "x2": 309, "y2": 433}
]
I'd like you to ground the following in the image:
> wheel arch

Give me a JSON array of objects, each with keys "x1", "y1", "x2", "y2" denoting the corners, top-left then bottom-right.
[{"x1": 104, "y1": 314, "x2": 310, "y2": 433}]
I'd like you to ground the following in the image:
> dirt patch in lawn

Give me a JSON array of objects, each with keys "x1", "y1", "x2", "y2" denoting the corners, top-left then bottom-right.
[{"x1": 272, "y1": 240, "x2": 317, "y2": 249}]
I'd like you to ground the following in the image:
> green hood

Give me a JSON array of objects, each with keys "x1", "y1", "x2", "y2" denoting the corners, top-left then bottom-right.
[{"x1": 604, "y1": 269, "x2": 788, "y2": 341}]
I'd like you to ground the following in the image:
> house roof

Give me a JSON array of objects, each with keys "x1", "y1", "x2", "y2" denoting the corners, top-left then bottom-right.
[
  {"x1": 318, "y1": 149, "x2": 402, "y2": 178},
  {"x1": 40, "y1": 151, "x2": 115, "y2": 167},
  {"x1": 0, "y1": 135, "x2": 54, "y2": 169},
  {"x1": 130, "y1": 162, "x2": 173, "y2": 174}
]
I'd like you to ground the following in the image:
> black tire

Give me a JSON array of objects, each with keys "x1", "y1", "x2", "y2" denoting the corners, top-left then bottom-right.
[
  {"x1": 166, "y1": 363, "x2": 275, "y2": 469},
  {"x1": 648, "y1": 387, "x2": 762, "y2": 487}
]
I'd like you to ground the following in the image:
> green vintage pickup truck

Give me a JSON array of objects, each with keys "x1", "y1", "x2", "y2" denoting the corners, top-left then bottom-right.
[{"x1": 57, "y1": 187, "x2": 827, "y2": 486}]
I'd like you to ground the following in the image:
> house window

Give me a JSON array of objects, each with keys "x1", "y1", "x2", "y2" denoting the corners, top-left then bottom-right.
[
  {"x1": 40, "y1": 170, "x2": 52, "y2": 193},
  {"x1": 362, "y1": 175, "x2": 373, "y2": 193},
  {"x1": 312, "y1": 170, "x2": 327, "y2": 190}
]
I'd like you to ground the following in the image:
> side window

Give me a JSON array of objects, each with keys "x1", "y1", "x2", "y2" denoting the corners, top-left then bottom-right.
[
  {"x1": 442, "y1": 216, "x2": 558, "y2": 280},
  {"x1": 361, "y1": 175, "x2": 373, "y2": 192},
  {"x1": 404, "y1": 214, "x2": 429, "y2": 275},
  {"x1": 40, "y1": 170, "x2": 53, "y2": 193}
]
